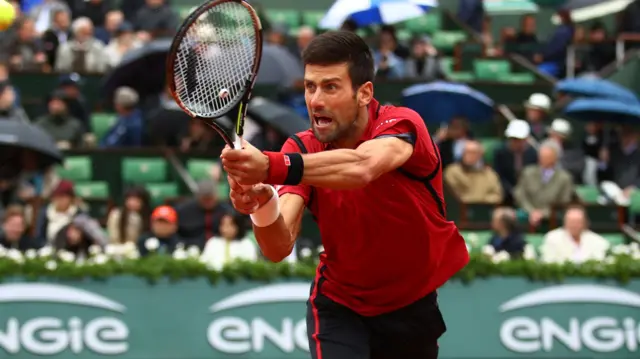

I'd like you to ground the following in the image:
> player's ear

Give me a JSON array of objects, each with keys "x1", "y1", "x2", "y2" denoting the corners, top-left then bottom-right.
[{"x1": 357, "y1": 81, "x2": 373, "y2": 108}]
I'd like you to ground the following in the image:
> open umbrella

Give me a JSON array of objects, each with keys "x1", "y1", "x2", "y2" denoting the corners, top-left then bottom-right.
[
  {"x1": 552, "y1": 0, "x2": 635, "y2": 23},
  {"x1": 402, "y1": 81, "x2": 495, "y2": 124},
  {"x1": 0, "y1": 121, "x2": 63, "y2": 176},
  {"x1": 564, "y1": 98, "x2": 640, "y2": 123},
  {"x1": 247, "y1": 97, "x2": 308, "y2": 135},
  {"x1": 319, "y1": 0, "x2": 438, "y2": 29},
  {"x1": 256, "y1": 44, "x2": 304, "y2": 87},
  {"x1": 554, "y1": 78, "x2": 639, "y2": 103},
  {"x1": 101, "y1": 38, "x2": 172, "y2": 99}
]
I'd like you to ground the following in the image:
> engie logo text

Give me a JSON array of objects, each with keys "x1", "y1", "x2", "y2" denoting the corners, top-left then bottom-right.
[
  {"x1": 499, "y1": 284, "x2": 640, "y2": 354},
  {"x1": 207, "y1": 283, "x2": 309, "y2": 355},
  {"x1": 0, "y1": 283, "x2": 129, "y2": 355}
]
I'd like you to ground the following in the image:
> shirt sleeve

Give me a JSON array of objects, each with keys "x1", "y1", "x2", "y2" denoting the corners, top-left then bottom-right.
[
  {"x1": 371, "y1": 117, "x2": 417, "y2": 146},
  {"x1": 275, "y1": 137, "x2": 312, "y2": 205}
]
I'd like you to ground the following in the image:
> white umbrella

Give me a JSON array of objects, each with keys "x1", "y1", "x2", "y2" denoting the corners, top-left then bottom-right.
[{"x1": 319, "y1": 0, "x2": 438, "y2": 30}]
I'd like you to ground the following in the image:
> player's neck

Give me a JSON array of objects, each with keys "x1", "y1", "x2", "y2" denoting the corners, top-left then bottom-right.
[{"x1": 331, "y1": 108, "x2": 369, "y2": 149}]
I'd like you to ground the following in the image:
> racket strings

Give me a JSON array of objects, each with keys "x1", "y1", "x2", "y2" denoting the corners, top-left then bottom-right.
[{"x1": 172, "y1": 2, "x2": 257, "y2": 118}]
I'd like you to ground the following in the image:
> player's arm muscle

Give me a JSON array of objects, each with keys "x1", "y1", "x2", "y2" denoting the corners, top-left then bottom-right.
[
  {"x1": 300, "y1": 137, "x2": 413, "y2": 189},
  {"x1": 253, "y1": 193, "x2": 305, "y2": 262}
]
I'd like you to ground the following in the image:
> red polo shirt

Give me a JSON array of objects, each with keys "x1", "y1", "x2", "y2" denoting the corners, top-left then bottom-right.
[{"x1": 278, "y1": 99, "x2": 469, "y2": 316}]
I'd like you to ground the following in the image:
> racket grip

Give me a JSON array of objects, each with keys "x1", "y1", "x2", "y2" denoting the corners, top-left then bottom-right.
[{"x1": 233, "y1": 136, "x2": 252, "y2": 191}]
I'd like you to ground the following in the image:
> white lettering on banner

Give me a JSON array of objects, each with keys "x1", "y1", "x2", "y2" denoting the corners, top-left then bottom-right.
[
  {"x1": 0, "y1": 283, "x2": 129, "y2": 355},
  {"x1": 499, "y1": 285, "x2": 640, "y2": 353},
  {"x1": 207, "y1": 283, "x2": 310, "y2": 354}
]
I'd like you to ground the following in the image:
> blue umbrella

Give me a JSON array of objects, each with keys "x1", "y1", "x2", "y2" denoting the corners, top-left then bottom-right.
[
  {"x1": 564, "y1": 98, "x2": 640, "y2": 123},
  {"x1": 401, "y1": 81, "x2": 495, "y2": 123},
  {"x1": 555, "y1": 78, "x2": 639, "y2": 103},
  {"x1": 319, "y1": 0, "x2": 438, "y2": 29}
]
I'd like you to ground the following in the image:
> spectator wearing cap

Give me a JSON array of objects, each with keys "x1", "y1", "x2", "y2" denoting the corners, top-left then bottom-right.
[
  {"x1": 101, "y1": 87, "x2": 144, "y2": 147},
  {"x1": 57, "y1": 73, "x2": 90, "y2": 128},
  {"x1": 35, "y1": 180, "x2": 83, "y2": 245},
  {"x1": 55, "y1": 16, "x2": 109, "y2": 74},
  {"x1": 543, "y1": 118, "x2": 586, "y2": 184},
  {"x1": 514, "y1": 141, "x2": 574, "y2": 227},
  {"x1": 34, "y1": 90, "x2": 85, "y2": 149},
  {"x1": 404, "y1": 36, "x2": 445, "y2": 81},
  {"x1": 175, "y1": 181, "x2": 232, "y2": 250},
  {"x1": 524, "y1": 93, "x2": 552, "y2": 141},
  {"x1": 104, "y1": 21, "x2": 142, "y2": 68},
  {"x1": 493, "y1": 119, "x2": 538, "y2": 205},
  {"x1": 138, "y1": 205, "x2": 181, "y2": 256}
]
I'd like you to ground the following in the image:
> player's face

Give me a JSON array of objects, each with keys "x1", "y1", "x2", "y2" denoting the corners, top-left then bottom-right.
[{"x1": 304, "y1": 63, "x2": 359, "y2": 144}]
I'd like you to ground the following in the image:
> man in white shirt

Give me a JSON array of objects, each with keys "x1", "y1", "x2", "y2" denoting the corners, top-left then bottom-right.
[{"x1": 540, "y1": 206, "x2": 610, "y2": 263}]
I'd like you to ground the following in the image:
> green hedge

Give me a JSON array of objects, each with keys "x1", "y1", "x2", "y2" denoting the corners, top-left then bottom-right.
[{"x1": 1, "y1": 246, "x2": 640, "y2": 284}]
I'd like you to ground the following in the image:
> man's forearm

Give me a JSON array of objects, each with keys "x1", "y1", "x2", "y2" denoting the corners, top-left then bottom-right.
[
  {"x1": 253, "y1": 215, "x2": 295, "y2": 263},
  {"x1": 300, "y1": 149, "x2": 372, "y2": 189}
]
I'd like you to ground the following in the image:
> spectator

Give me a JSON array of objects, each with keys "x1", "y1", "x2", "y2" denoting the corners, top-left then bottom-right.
[
  {"x1": 35, "y1": 180, "x2": 82, "y2": 245},
  {"x1": 74, "y1": 0, "x2": 115, "y2": 29},
  {"x1": 54, "y1": 214, "x2": 107, "y2": 258},
  {"x1": 514, "y1": 141, "x2": 574, "y2": 227},
  {"x1": 494, "y1": 119, "x2": 538, "y2": 204},
  {"x1": 489, "y1": 207, "x2": 525, "y2": 257},
  {"x1": 34, "y1": 90, "x2": 85, "y2": 149},
  {"x1": 134, "y1": 0, "x2": 178, "y2": 41},
  {"x1": 403, "y1": 36, "x2": 445, "y2": 81},
  {"x1": 545, "y1": 119, "x2": 586, "y2": 183},
  {"x1": 444, "y1": 140, "x2": 503, "y2": 204},
  {"x1": 57, "y1": 73, "x2": 90, "y2": 128},
  {"x1": 435, "y1": 117, "x2": 472, "y2": 168},
  {"x1": 0, "y1": 205, "x2": 37, "y2": 251},
  {"x1": 540, "y1": 206, "x2": 609, "y2": 263},
  {"x1": 523, "y1": 93, "x2": 551, "y2": 141},
  {"x1": 583, "y1": 22, "x2": 616, "y2": 72},
  {"x1": 29, "y1": 0, "x2": 71, "y2": 35},
  {"x1": 101, "y1": 87, "x2": 144, "y2": 147},
  {"x1": 7, "y1": 18, "x2": 47, "y2": 72},
  {"x1": 180, "y1": 120, "x2": 221, "y2": 152},
  {"x1": 534, "y1": 9, "x2": 575, "y2": 77},
  {"x1": 55, "y1": 16, "x2": 109, "y2": 74},
  {"x1": 266, "y1": 25, "x2": 287, "y2": 46},
  {"x1": 514, "y1": 14, "x2": 538, "y2": 44},
  {"x1": 107, "y1": 186, "x2": 151, "y2": 244},
  {"x1": 292, "y1": 26, "x2": 315, "y2": 58},
  {"x1": 104, "y1": 21, "x2": 141, "y2": 68},
  {"x1": 457, "y1": 0, "x2": 485, "y2": 33},
  {"x1": 200, "y1": 213, "x2": 258, "y2": 267},
  {"x1": 0, "y1": 1, "x2": 23, "y2": 59},
  {"x1": 138, "y1": 205, "x2": 181, "y2": 256},
  {"x1": 175, "y1": 181, "x2": 231, "y2": 249},
  {"x1": 42, "y1": 8, "x2": 71, "y2": 69},
  {"x1": 598, "y1": 126, "x2": 639, "y2": 199},
  {"x1": 95, "y1": 10, "x2": 125, "y2": 45},
  {"x1": 373, "y1": 26, "x2": 405, "y2": 79},
  {"x1": 0, "y1": 83, "x2": 29, "y2": 122}
]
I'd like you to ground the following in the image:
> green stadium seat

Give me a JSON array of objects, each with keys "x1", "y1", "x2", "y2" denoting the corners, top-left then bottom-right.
[
  {"x1": 187, "y1": 159, "x2": 217, "y2": 181},
  {"x1": 90, "y1": 113, "x2": 117, "y2": 140},
  {"x1": 430, "y1": 31, "x2": 466, "y2": 52},
  {"x1": 301, "y1": 11, "x2": 324, "y2": 28},
  {"x1": 575, "y1": 185, "x2": 600, "y2": 204},
  {"x1": 526, "y1": 233, "x2": 545, "y2": 250},
  {"x1": 461, "y1": 230, "x2": 492, "y2": 248},
  {"x1": 145, "y1": 183, "x2": 179, "y2": 204},
  {"x1": 473, "y1": 59, "x2": 511, "y2": 80},
  {"x1": 122, "y1": 158, "x2": 167, "y2": 184},
  {"x1": 403, "y1": 13, "x2": 441, "y2": 34},
  {"x1": 57, "y1": 156, "x2": 92, "y2": 182},
  {"x1": 75, "y1": 181, "x2": 109, "y2": 199},
  {"x1": 497, "y1": 72, "x2": 535, "y2": 84},
  {"x1": 603, "y1": 233, "x2": 625, "y2": 246},
  {"x1": 630, "y1": 191, "x2": 640, "y2": 213},
  {"x1": 479, "y1": 138, "x2": 502, "y2": 165},
  {"x1": 440, "y1": 57, "x2": 454, "y2": 73},
  {"x1": 446, "y1": 72, "x2": 475, "y2": 82},
  {"x1": 459, "y1": 42, "x2": 483, "y2": 70},
  {"x1": 396, "y1": 29, "x2": 412, "y2": 42},
  {"x1": 265, "y1": 9, "x2": 300, "y2": 28}
]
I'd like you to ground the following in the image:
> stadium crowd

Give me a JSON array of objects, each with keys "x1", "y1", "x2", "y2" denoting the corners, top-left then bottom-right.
[{"x1": 0, "y1": 0, "x2": 639, "y2": 266}]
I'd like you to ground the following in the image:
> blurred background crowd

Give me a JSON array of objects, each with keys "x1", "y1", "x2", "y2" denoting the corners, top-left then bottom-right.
[{"x1": 0, "y1": 0, "x2": 639, "y2": 265}]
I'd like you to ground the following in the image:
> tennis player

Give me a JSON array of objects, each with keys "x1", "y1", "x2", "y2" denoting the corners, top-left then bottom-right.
[{"x1": 221, "y1": 31, "x2": 469, "y2": 359}]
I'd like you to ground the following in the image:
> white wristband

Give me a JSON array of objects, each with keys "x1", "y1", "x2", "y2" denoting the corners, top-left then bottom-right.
[{"x1": 250, "y1": 186, "x2": 280, "y2": 227}]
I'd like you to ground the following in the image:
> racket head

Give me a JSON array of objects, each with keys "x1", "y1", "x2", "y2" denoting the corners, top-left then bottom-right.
[{"x1": 166, "y1": 0, "x2": 263, "y2": 145}]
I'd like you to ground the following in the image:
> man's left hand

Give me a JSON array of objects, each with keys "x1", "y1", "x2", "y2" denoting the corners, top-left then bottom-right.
[{"x1": 221, "y1": 140, "x2": 269, "y2": 186}]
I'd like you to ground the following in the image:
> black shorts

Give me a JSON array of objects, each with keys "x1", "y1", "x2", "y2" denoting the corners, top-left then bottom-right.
[{"x1": 306, "y1": 280, "x2": 446, "y2": 359}]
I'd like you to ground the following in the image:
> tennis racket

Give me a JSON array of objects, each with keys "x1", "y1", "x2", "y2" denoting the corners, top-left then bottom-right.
[{"x1": 167, "y1": 0, "x2": 263, "y2": 150}]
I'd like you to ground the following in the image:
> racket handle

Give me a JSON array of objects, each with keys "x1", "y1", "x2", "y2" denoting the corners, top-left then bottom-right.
[{"x1": 233, "y1": 136, "x2": 253, "y2": 192}]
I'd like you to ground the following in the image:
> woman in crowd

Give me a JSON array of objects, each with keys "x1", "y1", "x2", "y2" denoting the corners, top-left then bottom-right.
[
  {"x1": 200, "y1": 213, "x2": 257, "y2": 266},
  {"x1": 107, "y1": 186, "x2": 151, "y2": 244}
]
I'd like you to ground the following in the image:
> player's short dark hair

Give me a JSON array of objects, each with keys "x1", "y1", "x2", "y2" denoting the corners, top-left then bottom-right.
[{"x1": 302, "y1": 31, "x2": 374, "y2": 91}]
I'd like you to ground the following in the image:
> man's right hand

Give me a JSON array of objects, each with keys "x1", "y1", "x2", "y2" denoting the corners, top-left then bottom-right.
[{"x1": 228, "y1": 175, "x2": 275, "y2": 215}]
